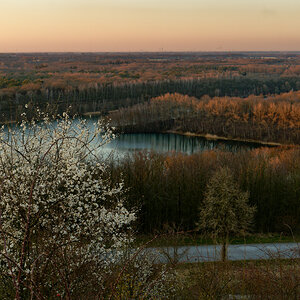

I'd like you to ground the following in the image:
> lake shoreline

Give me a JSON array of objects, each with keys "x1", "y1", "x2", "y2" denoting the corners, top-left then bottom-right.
[
  {"x1": 163, "y1": 130, "x2": 283, "y2": 147},
  {"x1": 2, "y1": 116, "x2": 294, "y2": 148}
]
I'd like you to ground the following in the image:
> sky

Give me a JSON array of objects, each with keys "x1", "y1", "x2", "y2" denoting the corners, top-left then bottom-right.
[{"x1": 0, "y1": 0, "x2": 300, "y2": 52}]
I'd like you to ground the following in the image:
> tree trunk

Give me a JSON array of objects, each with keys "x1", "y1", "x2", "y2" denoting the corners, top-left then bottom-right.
[{"x1": 221, "y1": 241, "x2": 228, "y2": 262}]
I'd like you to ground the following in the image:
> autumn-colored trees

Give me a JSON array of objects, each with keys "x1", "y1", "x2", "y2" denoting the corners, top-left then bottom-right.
[
  {"x1": 110, "y1": 92, "x2": 300, "y2": 144},
  {"x1": 0, "y1": 52, "x2": 300, "y2": 123}
]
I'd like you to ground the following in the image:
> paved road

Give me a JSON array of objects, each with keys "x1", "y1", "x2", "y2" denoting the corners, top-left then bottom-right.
[{"x1": 145, "y1": 243, "x2": 299, "y2": 263}]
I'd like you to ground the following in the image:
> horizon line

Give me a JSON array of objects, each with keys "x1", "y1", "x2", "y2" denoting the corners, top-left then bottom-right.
[{"x1": 1, "y1": 50, "x2": 300, "y2": 54}]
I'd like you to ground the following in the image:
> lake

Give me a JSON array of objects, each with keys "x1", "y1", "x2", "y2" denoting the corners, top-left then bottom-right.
[
  {"x1": 3, "y1": 118, "x2": 267, "y2": 158},
  {"x1": 101, "y1": 132, "x2": 264, "y2": 157}
]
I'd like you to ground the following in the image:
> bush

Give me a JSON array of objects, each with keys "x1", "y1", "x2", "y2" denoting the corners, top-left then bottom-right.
[{"x1": 0, "y1": 112, "x2": 136, "y2": 298}]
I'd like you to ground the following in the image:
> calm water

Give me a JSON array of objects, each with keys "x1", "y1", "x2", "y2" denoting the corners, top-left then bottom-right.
[
  {"x1": 101, "y1": 132, "x2": 262, "y2": 157},
  {"x1": 4, "y1": 118, "x2": 264, "y2": 157}
]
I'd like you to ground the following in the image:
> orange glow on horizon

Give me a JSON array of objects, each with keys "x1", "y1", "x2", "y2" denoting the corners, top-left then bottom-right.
[{"x1": 1, "y1": 0, "x2": 299, "y2": 52}]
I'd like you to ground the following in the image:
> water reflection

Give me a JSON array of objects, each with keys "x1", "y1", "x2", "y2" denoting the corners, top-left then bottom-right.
[
  {"x1": 102, "y1": 133, "x2": 261, "y2": 156},
  {"x1": 3, "y1": 117, "x2": 265, "y2": 158}
]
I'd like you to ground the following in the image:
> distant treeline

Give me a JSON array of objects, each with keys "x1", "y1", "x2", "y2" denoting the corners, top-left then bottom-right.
[
  {"x1": 1, "y1": 77, "x2": 300, "y2": 122},
  {"x1": 110, "y1": 92, "x2": 300, "y2": 145},
  {"x1": 105, "y1": 147, "x2": 300, "y2": 234}
]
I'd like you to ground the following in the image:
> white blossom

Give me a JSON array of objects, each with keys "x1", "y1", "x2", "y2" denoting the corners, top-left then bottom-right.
[{"x1": 0, "y1": 112, "x2": 136, "y2": 294}]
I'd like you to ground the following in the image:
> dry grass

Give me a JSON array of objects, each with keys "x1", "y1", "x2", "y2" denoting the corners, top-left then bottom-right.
[{"x1": 176, "y1": 255, "x2": 300, "y2": 299}]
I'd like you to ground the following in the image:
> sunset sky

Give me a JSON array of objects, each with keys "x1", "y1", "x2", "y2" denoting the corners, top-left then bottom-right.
[{"x1": 1, "y1": 0, "x2": 300, "y2": 52}]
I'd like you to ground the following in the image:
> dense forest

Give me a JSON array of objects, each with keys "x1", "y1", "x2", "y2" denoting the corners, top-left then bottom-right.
[
  {"x1": 110, "y1": 91, "x2": 300, "y2": 144},
  {"x1": 105, "y1": 147, "x2": 300, "y2": 234},
  {"x1": 0, "y1": 52, "x2": 299, "y2": 232},
  {"x1": 1, "y1": 52, "x2": 300, "y2": 122},
  {"x1": 0, "y1": 77, "x2": 299, "y2": 122}
]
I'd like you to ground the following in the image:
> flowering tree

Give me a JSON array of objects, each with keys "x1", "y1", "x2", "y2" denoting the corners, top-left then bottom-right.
[
  {"x1": 0, "y1": 112, "x2": 136, "y2": 298},
  {"x1": 198, "y1": 167, "x2": 256, "y2": 261}
]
